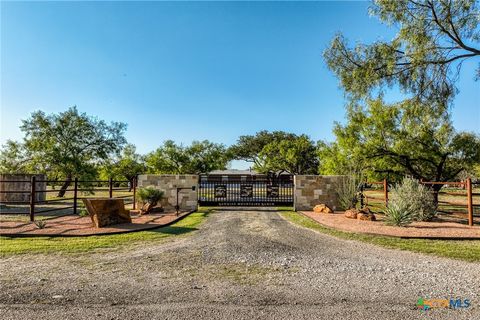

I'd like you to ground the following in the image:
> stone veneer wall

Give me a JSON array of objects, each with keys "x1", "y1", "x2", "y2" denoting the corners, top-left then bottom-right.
[
  {"x1": 294, "y1": 175, "x2": 344, "y2": 211},
  {"x1": 137, "y1": 174, "x2": 198, "y2": 212}
]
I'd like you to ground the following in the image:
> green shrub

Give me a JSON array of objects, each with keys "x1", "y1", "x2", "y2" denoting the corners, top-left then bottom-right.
[
  {"x1": 336, "y1": 173, "x2": 363, "y2": 210},
  {"x1": 34, "y1": 220, "x2": 47, "y2": 229},
  {"x1": 392, "y1": 177, "x2": 437, "y2": 221},
  {"x1": 137, "y1": 186, "x2": 164, "y2": 213},
  {"x1": 384, "y1": 200, "x2": 413, "y2": 226},
  {"x1": 78, "y1": 209, "x2": 89, "y2": 217}
]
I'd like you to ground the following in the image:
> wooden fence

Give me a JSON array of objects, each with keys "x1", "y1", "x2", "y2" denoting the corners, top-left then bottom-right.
[
  {"x1": 362, "y1": 178, "x2": 479, "y2": 226},
  {"x1": 0, "y1": 177, "x2": 137, "y2": 222}
]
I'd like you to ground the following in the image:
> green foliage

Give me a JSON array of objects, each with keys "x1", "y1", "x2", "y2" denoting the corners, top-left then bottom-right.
[
  {"x1": 229, "y1": 131, "x2": 297, "y2": 167},
  {"x1": 145, "y1": 140, "x2": 229, "y2": 174},
  {"x1": 255, "y1": 135, "x2": 318, "y2": 174},
  {"x1": 137, "y1": 187, "x2": 164, "y2": 206},
  {"x1": 336, "y1": 171, "x2": 364, "y2": 210},
  {"x1": 0, "y1": 140, "x2": 31, "y2": 173},
  {"x1": 0, "y1": 107, "x2": 127, "y2": 196},
  {"x1": 78, "y1": 209, "x2": 89, "y2": 217},
  {"x1": 230, "y1": 131, "x2": 318, "y2": 174},
  {"x1": 99, "y1": 144, "x2": 146, "y2": 183},
  {"x1": 384, "y1": 201, "x2": 414, "y2": 227},
  {"x1": 318, "y1": 99, "x2": 480, "y2": 184},
  {"x1": 324, "y1": 0, "x2": 480, "y2": 107},
  {"x1": 384, "y1": 177, "x2": 437, "y2": 226},
  {"x1": 392, "y1": 177, "x2": 437, "y2": 221},
  {"x1": 33, "y1": 220, "x2": 47, "y2": 229},
  {"x1": 321, "y1": 1, "x2": 480, "y2": 183}
]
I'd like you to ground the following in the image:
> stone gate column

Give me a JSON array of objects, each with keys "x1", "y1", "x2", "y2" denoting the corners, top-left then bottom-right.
[{"x1": 294, "y1": 175, "x2": 343, "y2": 211}]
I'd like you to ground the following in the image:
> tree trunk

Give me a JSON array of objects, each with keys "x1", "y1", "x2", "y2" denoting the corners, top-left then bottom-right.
[
  {"x1": 127, "y1": 176, "x2": 135, "y2": 192},
  {"x1": 430, "y1": 183, "x2": 443, "y2": 206},
  {"x1": 57, "y1": 175, "x2": 72, "y2": 197}
]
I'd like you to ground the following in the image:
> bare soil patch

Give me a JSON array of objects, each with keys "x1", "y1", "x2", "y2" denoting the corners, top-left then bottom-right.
[{"x1": 0, "y1": 211, "x2": 191, "y2": 237}]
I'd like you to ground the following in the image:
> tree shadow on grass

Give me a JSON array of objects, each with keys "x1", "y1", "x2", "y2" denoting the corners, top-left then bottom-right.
[
  {"x1": 150, "y1": 226, "x2": 199, "y2": 236},
  {"x1": 145, "y1": 210, "x2": 212, "y2": 236}
]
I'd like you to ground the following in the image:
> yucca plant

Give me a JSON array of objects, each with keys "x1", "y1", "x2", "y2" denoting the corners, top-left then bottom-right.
[
  {"x1": 384, "y1": 200, "x2": 413, "y2": 226},
  {"x1": 391, "y1": 177, "x2": 437, "y2": 222},
  {"x1": 34, "y1": 220, "x2": 47, "y2": 229}
]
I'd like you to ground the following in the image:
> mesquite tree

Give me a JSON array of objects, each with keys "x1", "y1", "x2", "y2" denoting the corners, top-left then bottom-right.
[
  {"x1": 0, "y1": 107, "x2": 127, "y2": 197},
  {"x1": 324, "y1": 0, "x2": 480, "y2": 109},
  {"x1": 321, "y1": 0, "x2": 480, "y2": 198}
]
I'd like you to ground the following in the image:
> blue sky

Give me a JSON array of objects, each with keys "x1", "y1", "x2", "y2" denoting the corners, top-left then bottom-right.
[{"x1": 1, "y1": 1, "x2": 479, "y2": 169}]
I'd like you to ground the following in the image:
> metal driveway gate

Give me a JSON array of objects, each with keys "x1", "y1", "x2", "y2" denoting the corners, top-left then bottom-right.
[{"x1": 198, "y1": 174, "x2": 294, "y2": 206}]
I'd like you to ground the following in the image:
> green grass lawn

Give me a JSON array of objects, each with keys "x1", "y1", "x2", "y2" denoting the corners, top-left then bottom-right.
[
  {"x1": 280, "y1": 210, "x2": 480, "y2": 262},
  {"x1": 0, "y1": 209, "x2": 211, "y2": 256}
]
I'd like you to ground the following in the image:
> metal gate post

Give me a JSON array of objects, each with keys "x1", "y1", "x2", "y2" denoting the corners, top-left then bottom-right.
[{"x1": 29, "y1": 176, "x2": 36, "y2": 222}]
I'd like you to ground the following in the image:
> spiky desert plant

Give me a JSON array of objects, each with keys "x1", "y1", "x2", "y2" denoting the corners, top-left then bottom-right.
[
  {"x1": 392, "y1": 177, "x2": 437, "y2": 221},
  {"x1": 34, "y1": 220, "x2": 47, "y2": 229},
  {"x1": 384, "y1": 200, "x2": 413, "y2": 226},
  {"x1": 137, "y1": 186, "x2": 164, "y2": 214}
]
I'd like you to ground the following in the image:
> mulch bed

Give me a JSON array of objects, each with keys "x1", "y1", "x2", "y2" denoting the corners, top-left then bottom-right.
[
  {"x1": 301, "y1": 211, "x2": 480, "y2": 239},
  {"x1": 0, "y1": 211, "x2": 192, "y2": 237}
]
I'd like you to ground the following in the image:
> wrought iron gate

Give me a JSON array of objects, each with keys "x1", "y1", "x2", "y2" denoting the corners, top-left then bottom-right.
[{"x1": 198, "y1": 174, "x2": 294, "y2": 206}]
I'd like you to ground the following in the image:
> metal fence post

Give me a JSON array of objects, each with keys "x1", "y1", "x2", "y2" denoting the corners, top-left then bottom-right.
[
  {"x1": 467, "y1": 177, "x2": 473, "y2": 226},
  {"x1": 109, "y1": 177, "x2": 113, "y2": 198},
  {"x1": 73, "y1": 177, "x2": 78, "y2": 215},
  {"x1": 133, "y1": 176, "x2": 137, "y2": 210},
  {"x1": 383, "y1": 178, "x2": 388, "y2": 207},
  {"x1": 29, "y1": 176, "x2": 36, "y2": 222}
]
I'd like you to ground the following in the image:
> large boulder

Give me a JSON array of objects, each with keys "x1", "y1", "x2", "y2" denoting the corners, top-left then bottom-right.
[
  {"x1": 82, "y1": 198, "x2": 132, "y2": 228},
  {"x1": 344, "y1": 209, "x2": 359, "y2": 219},
  {"x1": 313, "y1": 204, "x2": 334, "y2": 214}
]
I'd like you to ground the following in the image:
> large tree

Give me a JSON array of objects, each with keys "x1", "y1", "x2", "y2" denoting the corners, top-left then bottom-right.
[
  {"x1": 0, "y1": 107, "x2": 127, "y2": 196},
  {"x1": 321, "y1": 0, "x2": 480, "y2": 193},
  {"x1": 255, "y1": 135, "x2": 319, "y2": 175},
  {"x1": 145, "y1": 140, "x2": 229, "y2": 174},
  {"x1": 318, "y1": 99, "x2": 480, "y2": 193},
  {"x1": 99, "y1": 144, "x2": 146, "y2": 190},
  {"x1": 324, "y1": 0, "x2": 480, "y2": 109},
  {"x1": 229, "y1": 131, "x2": 297, "y2": 167}
]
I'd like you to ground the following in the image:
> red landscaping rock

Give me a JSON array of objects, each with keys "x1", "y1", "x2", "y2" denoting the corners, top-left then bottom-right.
[
  {"x1": 83, "y1": 198, "x2": 132, "y2": 228},
  {"x1": 357, "y1": 209, "x2": 376, "y2": 221},
  {"x1": 313, "y1": 204, "x2": 334, "y2": 214},
  {"x1": 344, "y1": 209, "x2": 359, "y2": 219}
]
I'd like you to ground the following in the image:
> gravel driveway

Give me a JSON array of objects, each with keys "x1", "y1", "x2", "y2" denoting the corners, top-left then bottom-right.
[{"x1": 1, "y1": 208, "x2": 479, "y2": 319}]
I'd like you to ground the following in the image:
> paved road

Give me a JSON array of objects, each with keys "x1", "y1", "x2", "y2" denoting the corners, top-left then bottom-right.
[{"x1": 1, "y1": 208, "x2": 479, "y2": 319}]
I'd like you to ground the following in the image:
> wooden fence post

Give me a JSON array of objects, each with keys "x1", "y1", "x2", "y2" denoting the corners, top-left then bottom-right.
[
  {"x1": 73, "y1": 177, "x2": 78, "y2": 215},
  {"x1": 383, "y1": 178, "x2": 388, "y2": 207},
  {"x1": 29, "y1": 176, "x2": 36, "y2": 222},
  {"x1": 467, "y1": 177, "x2": 473, "y2": 226},
  {"x1": 109, "y1": 177, "x2": 113, "y2": 198},
  {"x1": 133, "y1": 176, "x2": 137, "y2": 210}
]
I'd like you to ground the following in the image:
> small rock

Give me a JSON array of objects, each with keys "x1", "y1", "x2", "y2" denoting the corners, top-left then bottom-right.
[
  {"x1": 357, "y1": 208, "x2": 376, "y2": 221},
  {"x1": 344, "y1": 209, "x2": 359, "y2": 219},
  {"x1": 313, "y1": 204, "x2": 334, "y2": 214}
]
